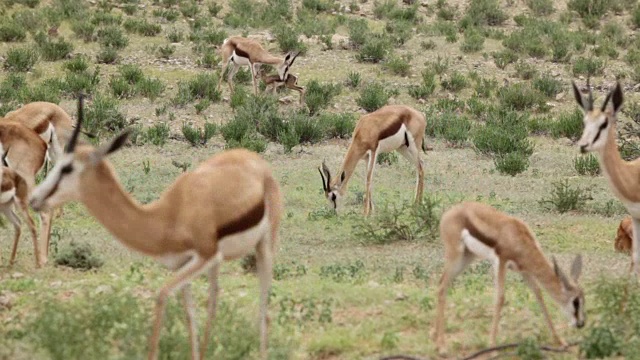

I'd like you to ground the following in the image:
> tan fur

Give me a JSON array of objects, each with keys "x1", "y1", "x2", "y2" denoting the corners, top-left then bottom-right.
[
  {"x1": 1, "y1": 167, "x2": 38, "y2": 267},
  {"x1": 574, "y1": 81, "x2": 640, "y2": 276},
  {"x1": 616, "y1": 216, "x2": 633, "y2": 253},
  {"x1": 320, "y1": 105, "x2": 427, "y2": 215},
  {"x1": 0, "y1": 122, "x2": 50, "y2": 267},
  {"x1": 217, "y1": 36, "x2": 290, "y2": 95},
  {"x1": 257, "y1": 67, "x2": 305, "y2": 105},
  {"x1": 31, "y1": 137, "x2": 282, "y2": 360},
  {"x1": 434, "y1": 202, "x2": 584, "y2": 352}
]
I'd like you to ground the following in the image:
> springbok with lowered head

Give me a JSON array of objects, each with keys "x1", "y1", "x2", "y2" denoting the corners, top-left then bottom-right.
[
  {"x1": 434, "y1": 202, "x2": 585, "y2": 352},
  {"x1": 257, "y1": 67, "x2": 305, "y2": 105},
  {"x1": 318, "y1": 105, "x2": 427, "y2": 216},
  {"x1": 217, "y1": 36, "x2": 298, "y2": 95},
  {"x1": 573, "y1": 79, "x2": 640, "y2": 276},
  {"x1": 29, "y1": 95, "x2": 283, "y2": 360}
]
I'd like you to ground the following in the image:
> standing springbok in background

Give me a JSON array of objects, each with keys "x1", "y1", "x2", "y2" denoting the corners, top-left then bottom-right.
[
  {"x1": 29, "y1": 95, "x2": 283, "y2": 360},
  {"x1": 257, "y1": 67, "x2": 306, "y2": 105},
  {"x1": 217, "y1": 36, "x2": 298, "y2": 95},
  {"x1": 0, "y1": 121, "x2": 49, "y2": 267},
  {"x1": 434, "y1": 202, "x2": 585, "y2": 352},
  {"x1": 2, "y1": 101, "x2": 93, "y2": 163},
  {"x1": 1, "y1": 167, "x2": 38, "y2": 267},
  {"x1": 573, "y1": 80, "x2": 640, "y2": 276},
  {"x1": 318, "y1": 105, "x2": 427, "y2": 216}
]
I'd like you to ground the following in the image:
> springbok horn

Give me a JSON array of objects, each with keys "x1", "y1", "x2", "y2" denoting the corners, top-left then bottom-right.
[
  {"x1": 66, "y1": 93, "x2": 84, "y2": 153},
  {"x1": 587, "y1": 76, "x2": 593, "y2": 111}
]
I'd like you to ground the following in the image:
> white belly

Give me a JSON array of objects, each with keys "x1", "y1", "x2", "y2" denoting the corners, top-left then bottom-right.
[
  {"x1": 461, "y1": 229, "x2": 498, "y2": 264},
  {"x1": 156, "y1": 250, "x2": 197, "y2": 270},
  {"x1": 623, "y1": 201, "x2": 640, "y2": 218},
  {"x1": 0, "y1": 188, "x2": 15, "y2": 205},
  {"x1": 218, "y1": 214, "x2": 269, "y2": 260},
  {"x1": 231, "y1": 52, "x2": 251, "y2": 66},
  {"x1": 378, "y1": 124, "x2": 407, "y2": 153}
]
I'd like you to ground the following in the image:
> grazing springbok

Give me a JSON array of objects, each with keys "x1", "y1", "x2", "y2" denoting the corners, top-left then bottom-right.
[
  {"x1": 217, "y1": 36, "x2": 298, "y2": 95},
  {"x1": 0, "y1": 121, "x2": 49, "y2": 267},
  {"x1": 318, "y1": 105, "x2": 427, "y2": 216},
  {"x1": 573, "y1": 79, "x2": 640, "y2": 276},
  {"x1": 29, "y1": 96, "x2": 283, "y2": 360},
  {"x1": 1, "y1": 167, "x2": 38, "y2": 267},
  {"x1": 434, "y1": 202, "x2": 585, "y2": 352}
]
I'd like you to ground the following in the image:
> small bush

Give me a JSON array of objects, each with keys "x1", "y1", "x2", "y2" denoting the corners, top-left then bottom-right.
[
  {"x1": 174, "y1": 74, "x2": 221, "y2": 106},
  {"x1": 492, "y1": 49, "x2": 518, "y2": 69},
  {"x1": 539, "y1": 179, "x2": 591, "y2": 213},
  {"x1": 384, "y1": 55, "x2": 411, "y2": 76},
  {"x1": 494, "y1": 152, "x2": 529, "y2": 176},
  {"x1": 581, "y1": 327, "x2": 619, "y2": 359},
  {"x1": 460, "y1": 28, "x2": 485, "y2": 53},
  {"x1": 38, "y1": 37, "x2": 73, "y2": 61},
  {"x1": 96, "y1": 47, "x2": 119, "y2": 64},
  {"x1": 408, "y1": 67, "x2": 437, "y2": 100},
  {"x1": 574, "y1": 154, "x2": 600, "y2": 176},
  {"x1": 473, "y1": 108, "x2": 534, "y2": 157},
  {"x1": 460, "y1": 0, "x2": 508, "y2": 28},
  {"x1": 273, "y1": 24, "x2": 307, "y2": 54},
  {"x1": 181, "y1": 122, "x2": 217, "y2": 146},
  {"x1": 321, "y1": 113, "x2": 356, "y2": 139},
  {"x1": 85, "y1": 94, "x2": 127, "y2": 134},
  {"x1": 377, "y1": 152, "x2": 398, "y2": 165},
  {"x1": 55, "y1": 241, "x2": 103, "y2": 271},
  {"x1": 573, "y1": 57, "x2": 605, "y2": 76},
  {"x1": 71, "y1": 20, "x2": 96, "y2": 42},
  {"x1": 533, "y1": 75, "x2": 563, "y2": 98},
  {"x1": 568, "y1": 0, "x2": 609, "y2": 20},
  {"x1": 4, "y1": 47, "x2": 39, "y2": 72},
  {"x1": 136, "y1": 78, "x2": 165, "y2": 101},
  {"x1": 346, "y1": 71, "x2": 361, "y2": 88},
  {"x1": 526, "y1": 0, "x2": 554, "y2": 16},
  {"x1": 357, "y1": 82, "x2": 391, "y2": 112},
  {"x1": 225, "y1": 133, "x2": 268, "y2": 153},
  {"x1": 0, "y1": 22, "x2": 27, "y2": 42},
  {"x1": 498, "y1": 83, "x2": 547, "y2": 111},
  {"x1": 304, "y1": 80, "x2": 341, "y2": 116},
  {"x1": 157, "y1": 44, "x2": 175, "y2": 59},
  {"x1": 357, "y1": 35, "x2": 392, "y2": 63},
  {"x1": 97, "y1": 26, "x2": 129, "y2": 50},
  {"x1": 441, "y1": 71, "x2": 468, "y2": 92},
  {"x1": 551, "y1": 109, "x2": 583, "y2": 140},
  {"x1": 287, "y1": 112, "x2": 325, "y2": 144},
  {"x1": 515, "y1": 61, "x2": 538, "y2": 80},
  {"x1": 146, "y1": 122, "x2": 170, "y2": 146},
  {"x1": 63, "y1": 55, "x2": 90, "y2": 73},
  {"x1": 348, "y1": 18, "x2": 369, "y2": 48}
]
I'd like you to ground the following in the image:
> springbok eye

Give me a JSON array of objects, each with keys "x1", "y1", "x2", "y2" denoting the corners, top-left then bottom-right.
[{"x1": 60, "y1": 164, "x2": 73, "y2": 175}]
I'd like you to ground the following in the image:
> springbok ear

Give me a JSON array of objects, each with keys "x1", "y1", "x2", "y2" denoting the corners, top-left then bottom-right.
[
  {"x1": 91, "y1": 129, "x2": 131, "y2": 165},
  {"x1": 321, "y1": 160, "x2": 332, "y2": 187},
  {"x1": 572, "y1": 81, "x2": 586, "y2": 111},
  {"x1": 612, "y1": 82, "x2": 624, "y2": 114},
  {"x1": 553, "y1": 256, "x2": 572, "y2": 289},
  {"x1": 571, "y1": 254, "x2": 582, "y2": 281},
  {"x1": 601, "y1": 91, "x2": 612, "y2": 112}
]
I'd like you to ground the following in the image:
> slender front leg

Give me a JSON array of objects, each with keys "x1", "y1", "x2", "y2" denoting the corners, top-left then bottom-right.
[
  {"x1": 148, "y1": 255, "x2": 215, "y2": 360},
  {"x1": 217, "y1": 60, "x2": 230, "y2": 92},
  {"x1": 364, "y1": 150, "x2": 377, "y2": 216},
  {"x1": 631, "y1": 218, "x2": 640, "y2": 277},
  {"x1": 255, "y1": 237, "x2": 273, "y2": 360},
  {"x1": 490, "y1": 260, "x2": 506, "y2": 346},
  {"x1": 17, "y1": 201, "x2": 38, "y2": 267},
  {"x1": 397, "y1": 146, "x2": 424, "y2": 204},
  {"x1": 227, "y1": 64, "x2": 240, "y2": 94},
  {"x1": 521, "y1": 273, "x2": 567, "y2": 346},
  {"x1": 250, "y1": 63, "x2": 259, "y2": 95},
  {"x1": 181, "y1": 284, "x2": 200, "y2": 360},
  {"x1": 36, "y1": 211, "x2": 51, "y2": 267},
  {"x1": 200, "y1": 262, "x2": 220, "y2": 360}
]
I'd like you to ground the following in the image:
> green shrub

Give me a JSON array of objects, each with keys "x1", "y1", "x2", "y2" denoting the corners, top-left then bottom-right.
[
  {"x1": 428, "y1": 111, "x2": 471, "y2": 146},
  {"x1": 526, "y1": 0, "x2": 554, "y2": 15},
  {"x1": 385, "y1": 20, "x2": 414, "y2": 46},
  {"x1": 633, "y1": 5, "x2": 640, "y2": 29},
  {"x1": 539, "y1": 179, "x2": 591, "y2": 213},
  {"x1": 573, "y1": 57, "x2": 605, "y2": 76},
  {"x1": 273, "y1": 24, "x2": 307, "y2": 54},
  {"x1": 492, "y1": 49, "x2": 518, "y2": 69},
  {"x1": 304, "y1": 80, "x2": 341, "y2": 116},
  {"x1": 533, "y1": 75, "x2": 563, "y2": 98},
  {"x1": 4, "y1": 47, "x2": 39, "y2": 72},
  {"x1": 123, "y1": 18, "x2": 162, "y2": 37},
  {"x1": 574, "y1": 154, "x2": 600, "y2": 176},
  {"x1": 348, "y1": 18, "x2": 369, "y2": 48},
  {"x1": 174, "y1": 74, "x2": 221, "y2": 106},
  {"x1": 63, "y1": 55, "x2": 90, "y2": 73},
  {"x1": 346, "y1": 71, "x2": 361, "y2": 88},
  {"x1": 146, "y1": 122, "x2": 170, "y2": 146},
  {"x1": 514, "y1": 61, "x2": 538, "y2": 80},
  {"x1": 62, "y1": 67, "x2": 101, "y2": 95},
  {"x1": 85, "y1": 94, "x2": 126, "y2": 134},
  {"x1": 473, "y1": 108, "x2": 534, "y2": 157},
  {"x1": 96, "y1": 47, "x2": 118, "y2": 64},
  {"x1": 473, "y1": 77, "x2": 498, "y2": 98},
  {"x1": 97, "y1": 26, "x2": 129, "y2": 50},
  {"x1": 209, "y1": 2, "x2": 224, "y2": 16},
  {"x1": 38, "y1": 37, "x2": 73, "y2": 61},
  {"x1": 137, "y1": 78, "x2": 164, "y2": 101},
  {"x1": 377, "y1": 152, "x2": 398, "y2": 165},
  {"x1": 357, "y1": 35, "x2": 391, "y2": 63},
  {"x1": 441, "y1": 71, "x2": 468, "y2": 92},
  {"x1": 460, "y1": 28, "x2": 485, "y2": 53},
  {"x1": 225, "y1": 133, "x2": 268, "y2": 153},
  {"x1": 498, "y1": 83, "x2": 547, "y2": 111},
  {"x1": 0, "y1": 21, "x2": 27, "y2": 42},
  {"x1": 494, "y1": 151, "x2": 529, "y2": 176},
  {"x1": 288, "y1": 112, "x2": 325, "y2": 144},
  {"x1": 384, "y1": 55, "x2": 411, "y2": 76},
  {"x1": 551, "y1": 109, "x2": 583, "y2": 140},
  {"x1": 153, "y1": 8, "x2": 180, "y2": 22},
  {"x1": 568, "y1": 0, "x2": 609, "y2": 19},
  {"x1": 357, "y1": 82, "x2": 391, "y2": 112},
  {"x1": 408, "y1": 67, "x2": 437, "y2": 100},
  {"x1": 55, "y1": 241, "x2": 103, "y2": 271},
  {"x1": 157, "y1": 44, "x2": 175, "y2": 59},
  {"x1": 71, "y1": 20, "x2": 95, "y2": 42},
  {"x1": 181, "y1": 122, "x2": 217, "y2": 146},
  {"x1": 460, "y1": 0, "x2": 508, "y2": 28},
  {"x1": 91, "y1": 11, "x2": 122, "y2": 26},
  {"x1": 581, "y1": 327, "x2": 620, "y2": 358},
  {"x1": 321, "y1": 113, "x2": 356, "y2": 139}
]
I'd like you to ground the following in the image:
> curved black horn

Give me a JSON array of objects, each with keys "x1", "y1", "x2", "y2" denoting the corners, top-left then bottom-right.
[
  {"x1": 586, "y1": 76, "x2": 593, "y2": 111},
  {"x1": 321, "y1": 160, "x2": 331, "y2": 187},
  {"x1": 66, "y1": 93, "x2": 84, "y2": 153},
  {"x1": 318, "y1": 167, "x2": 328, "y2": 192}
]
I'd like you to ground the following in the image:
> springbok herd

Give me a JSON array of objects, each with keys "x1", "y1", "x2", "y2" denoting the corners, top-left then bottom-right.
[{"x1": 1, "y1": 35, "x2": 639, "y2": 359}]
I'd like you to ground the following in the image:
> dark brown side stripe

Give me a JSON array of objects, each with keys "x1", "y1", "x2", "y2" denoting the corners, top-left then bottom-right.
[
  {"x1": 463, "y1": 217, "x2": 497, "y2": 248},
  {"x1": 33, "y1": 119, "x2": 50, "y2": 135},
  {"x1": 379, "y1": 117, "x2": 403, "y2": 141},
  {"x1": 234, "y1": 47, "x2": 251, "y2": 60},
  {"x1": 217, "y1": 200, "x2": 266, "y2": 239}
]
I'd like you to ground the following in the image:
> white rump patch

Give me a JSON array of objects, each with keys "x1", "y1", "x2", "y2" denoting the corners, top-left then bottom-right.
[
  {"x1": 218, "y1": 213, "x2": 269, "y2": 260},
  {"x1": 461, "y1": 229, "x2": 498, "y2": 264},
  {"x1": 378, "y1": 124, "x2": 408, "y2": 153},
  {"x1": 0, "y1": 188, "x2": 15, "y2": 205},
  {"x1": 231, "y1": 51, "x2": 251, "y2": 66}
]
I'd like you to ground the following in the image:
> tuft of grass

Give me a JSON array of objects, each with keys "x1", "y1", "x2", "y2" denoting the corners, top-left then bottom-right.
[
  {"x1": 146, "y1": 122, "x2": 170, "y2": 146},
  {"x1": 123, "y1": 18, "x2": 162, "y2": 37},
  {"x1": 4, "y1": 47, "x2": 39, "y2": 72},
  {"x1": 459, "y1": 0, "x2": 508, "y2": 28},
  {"x1": 539, "y1": 179, "x2": 591, "y2": 213},
  {"x1": 498, "y1": 83, "x2": 547, "y2": 111},
  {"x1": 357, "y1": 82, "x2": 392, "y2": 112},
  {"x1": 574, "y1": 154, "x2": 600, "y2": 176},
  {"x1": 494, "y1": 152, "x2": 530, "y2": 176},
  {"x1": 460, "y1": 28, "x2": 485, "y2": 53},
  {"x1": 320, "y1": 113, "x2": 356, "y2": 139},
  {"x1": 346, "y1": 71, "x2": 361, "y2": 88},
  {"x1": 85, "y1": 93, "x2": 127, "y2": 135},
  {"x1": 533, "y1": 75, "x2": 563, "y2": 98},
  {"x1": 526, "y1": 0, "x2": 554, "y2": 16},
  {"x1": 181, "y1": 122, "x2": 217, "y2": 146},
  {"x1": 38, "y1": 36, "x2": 74, "y2": 61},
  {"x1": 573, "y1": 57, "x2": 605, "y2": 76},
  {"x1": 440, "y1": 71, "x2": 468, "y2": 92},
  {"x1": 384, "y1": 55, "x2": 411, "y2": 76},
  {"x1": 551, "y1": 109, "x2": 583, "y2": 140},
  {"x1": 55, "y1": 241, "x2": 103, "y2": 271},
  {"x1": 97, "y1": 26, "x2": 129, "y2": 50},
  {"x1": 492, "y1": 49, "x2": 518, "y2": 69},
  {"x1": 304, "y1": 80, "x2": 342, "y2": 116},
  {"x1": 173, "y1": 74, "x2": 221, "y2": 106},
  {"x1": 0, "y1": 21, "x2": 27, "y2": 42},
  {"x1": 356, "y1": 35, "x2": 392, "y2": 63}
]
